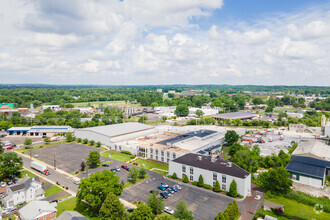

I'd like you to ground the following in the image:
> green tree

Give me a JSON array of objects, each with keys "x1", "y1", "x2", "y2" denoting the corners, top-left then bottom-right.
[
  {"x1": 213, "y1": 180, "x2": 221, "y2": 192},
  {"x1": 130, "y1": 203, "x2": 155, "y2": 220},
  {"x1": 89, "y1": 140, "x2": 95, "y2": 146},
  {"x1": 138, "y1": 115, "x2": 148, "y2": 123},
  {"x1": 82, "y1": 138, "x2": 88, "y2": 144},
  {"x1": 232, "y1": 119, "x2": 242, "y2": 126},
  {"x1": 265, "y1": 106, "x2": 273, "y2": 112},
  {"x1": 147, "y1": 191, "x2": 165, "y2": 214},
  {"x1": 182, "y1": 175, "x2": 189, "y2": 183},
  {"x1": 96, "y1": 141, "x2": 101, "y2": 147},
  {"x1": 195, "y1": 109, "x2": 204, "y2": 117},
  {"x1": 228, "y1": 180, "x2": 237, "y2": 197},
  {"x1": 128, "y1": 167, "x2": 139, "y2": 183},
  {"x1": 151, "y1": 102, "x2": 158, "y2": 109},
  {"x1": 174, "y1": 105, "x2": 189, "y2": 117},
  {"x1": 197, "y1": 174, "x2": 204, "y2": 187},
  {"x1": 172, "y1": 172, "x2": 178, "y2": 179},
  {"x1": 77, "y1": 138, "x2": 82, "y2": 143},
  {"x1": 66, "y1": 132, "x2": 75, "y2": 142},
  {"x1": 214, "y1": 212, "x2": 226, "y2": 220},
  {"x1": 224, "y1": 130, "x2": 239, "y2": 145},
  {"x1": 228, "y1": 143, "x2": 243, "y2": 157},
  {"x1": 86, "y1": 150, "x2": 100, "y2": 168},
  {"x1": 139, "y1": 167, "x2": 147, "y2": 179},
  {"x1": 173, "y1": 201, "x2": 193, "y2": 220},
  {"x1": 258, "y1": 167, "x2": 293, "y2": 194},
  {"x1": 24, "y1": 138, "x2": 32, "y2": 147},
  {"x1": 0, "y1": 152, "x2": 23, "y2": 180},
  {"x1": 77, "y1": 170, "x2": 123, "y2": 212},
  {"x1": 44, "y1": 136, "x2": 50, "y2": 144},
  {"x1": 99, "y1": 192, "x2": 125, "y2": 220},
  {"x1": 157, "y1": 215, "x2": 178, "y2": 220},
  {"x1": 162, "y1": 116, "x2": 167, "y2": 122}
]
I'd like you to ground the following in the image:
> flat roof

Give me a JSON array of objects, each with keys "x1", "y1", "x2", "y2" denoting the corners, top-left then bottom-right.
[
  {"x1": 212, "y1": 112, "x2": 258, "y2": 120},
  {"x1": 172, "y1": 153, "x2": 250, "y2": 179},
  {"x1": 292, "y1": 140, "x2": 330, "y2": 161},
  {"x1": 7, "y1": 127, "x2": 31, "y2": 131},
  {"x1": 77, "y1": 122, "x2": 154, "y2": 138},
  {"x1": 157, "y1": 130, "x2": 217, "y2": 145}
]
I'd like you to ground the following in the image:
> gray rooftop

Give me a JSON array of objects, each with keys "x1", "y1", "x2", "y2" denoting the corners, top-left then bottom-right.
[
  {"x1": 212, "y1": 112, "x2": 258, "y2": 119},
  {"x1": 19, "y1": 201, "x2": 57, "y2": 220},
  {"x1": 76, "y1": 122, "x2": 154, "y2": 138},
  {"x1": 56, "y1": 211, "x2": 88, "y2": 220}
]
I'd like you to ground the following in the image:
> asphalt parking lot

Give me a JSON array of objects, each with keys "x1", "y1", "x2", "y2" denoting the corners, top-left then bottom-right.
[
  {"x1": 120, "y1": 172, "x2": 240, "y2": 220},
  {"x1": 3, "y1": 136, "x2": 42, "y2": 146},
  {"x1": 29, "y1": 143, "x2": 110, "y2": 174}
]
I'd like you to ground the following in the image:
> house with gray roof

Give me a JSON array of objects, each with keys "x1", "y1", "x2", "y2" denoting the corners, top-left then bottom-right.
[
  {"x1": 56, "y1": 211, "x2": 88, "y2": 220},
  {"x1": 19, "y1": 201, "x2": 57, "y2": 220},
  {"x1": 1, "y1": 176, "x2": 44, "y2": 208}
]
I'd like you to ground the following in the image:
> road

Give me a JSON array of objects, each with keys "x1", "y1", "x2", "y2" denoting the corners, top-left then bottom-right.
[{"x1": 20, "y1": 156, "x2": 79, "y2": 194}]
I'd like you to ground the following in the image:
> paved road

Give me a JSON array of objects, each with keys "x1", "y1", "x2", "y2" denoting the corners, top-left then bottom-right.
[{"x1": 21, "y1": 156, "x2": 79, "y2": 194}]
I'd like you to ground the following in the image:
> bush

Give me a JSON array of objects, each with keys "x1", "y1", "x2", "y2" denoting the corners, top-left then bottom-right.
[
  {"x1": 203, "y1": 184, "x2": 213, "y2": 189},
  {"x1": 89, "y1": 140, "x2": 95, "y2": 146},
  {"x1": 39, "y1": 145, "x2": 44, "y2": 148},
  {"x1": 130, "y1": 155, "x2": 136, "y2": 159},
  {"x1": 96, "y1": 141, "x2": 101, "y2": 147},
  {"x1": 197, "y1": 174, "x2": 204, "y2": 187},
  {"x1": 213, "y1": 180, "x2": 221, "y2": 192},
  {"x1": 238, "y1": 194, "x2": 244, "y2": 198},
  {"x1": 192, "y1": 181, "x2": 198, "y2": 186},
  {"x1": 77, "y1": 138, "x2": 82, "y2": 143},
  {"x1": 172, "y1": 172, "x2": 178, "y2": 179},
  {"x1": 82, "y1": 138, "x2": 88, "y2": 144},
  {"x1": 228, "y1": 180, "x2": 237, "y2": 197},
  {"x1": 121, "y1": 150, "x2": 132, "y2": 155},
  {"x1": 182, "y1": 175, "x2": 189, "y2": 183}
]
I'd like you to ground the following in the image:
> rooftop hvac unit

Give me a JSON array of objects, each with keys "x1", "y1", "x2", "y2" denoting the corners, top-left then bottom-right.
[
  {"x1": 211, "y1": 157, "x2": 217, "y2": 163},
  {"x1": 226, "y1": 162, "x2": 232, "y2": 167},
  {"x1": 197, "y1": 156, "x2": 202, "y2": 161}
]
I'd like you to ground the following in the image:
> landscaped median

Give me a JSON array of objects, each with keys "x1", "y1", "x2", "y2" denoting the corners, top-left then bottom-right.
[{"x1": 15, "y1": 141, "x2": 65, "y2": 153}]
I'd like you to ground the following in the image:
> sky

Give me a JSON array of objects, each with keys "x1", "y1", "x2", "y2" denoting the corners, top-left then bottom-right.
[{"x1": 0, "y1": 0, "x2": 330, "y2": 86}]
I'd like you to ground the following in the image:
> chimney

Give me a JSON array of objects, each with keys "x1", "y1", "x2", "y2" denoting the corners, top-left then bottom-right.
[
  {"x1": 226, "y1": 162, "x2": 232, "y2": 167},
  {"x1": 197, "y1": 156, "x2": 202, "y2": 161}
]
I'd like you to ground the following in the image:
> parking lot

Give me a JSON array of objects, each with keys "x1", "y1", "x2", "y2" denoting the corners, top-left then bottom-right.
[
  {"x1": 2, "y1": 136, "x2": 42, "y2": 146},
  {"x1": 29, "y1": 143, "x2": 110, "y2": 174}
]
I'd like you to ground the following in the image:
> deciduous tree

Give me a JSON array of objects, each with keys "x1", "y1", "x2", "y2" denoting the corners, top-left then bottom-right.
[
  {"x1": 173, "y1": 201, "x2": 193, "y2": 220},
  {"x1": 147, "y1": 191, "x2": 165, "y2": 215},
  {"x1": 86, "y1": 150, "x2": 100, "y2": 168},
  {"x1": 129, "y1": 203, "x2": 155, "y2": 220},
  {"x1": 99, "y1": 192, "x2": 125, "y2": 220},
  {"x1": 0, "y1": 152, "x2": 23, "y2": 180}
]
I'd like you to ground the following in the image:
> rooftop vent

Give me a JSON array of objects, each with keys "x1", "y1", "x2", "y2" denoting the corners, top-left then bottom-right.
[
  {"x1": 197, "y1": 156, "x2": 202, "y2": 161},
  {"x1": 211, "y1": 157, "x2": 217, "y2": 163},
  {"x1": 226, "y1": 162, "x2": 232, "y2": 167}
]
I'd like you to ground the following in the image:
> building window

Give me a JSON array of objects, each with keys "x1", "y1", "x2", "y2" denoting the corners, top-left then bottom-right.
[
  {"x1": 182, "y1": 174, "x2": 185, "y2": 179},
  {"x1": 156, "y1": 156, "x2": 158, "y2": 160},
  {"x1": 167, "y1": 158, "x2": 169, "y2": 163},
  {"x1": 150, "y1": 148, "x2": 153, "y2": 153},
  {"x1": 213, "y1": 181, "x2": 216, "y2": 187},
  {"x1": 155, "y1": 149, "x2": 158, "y2": 155},
  {"x1": 222, "y1": 175, "x2": 226, "y2": 183},
  {"x1": 161, "y1": 150, "x2": 164, "y2": 156},
  {"x1": 167, "y1": 152, "x2": 170, "y2": 157},
  {"x1": 150, "y1": 154, "x2": 153, "y2": 159},
  {"x1": 173, "y1": 153, "x2": 176, "y2": 159},
  {"x1": 190, "y1": 167, "x2": 194, "y2": 174},
  {"x1": 190, "y1": 175, "x2": 193, "y2": 181},
  {"x1": 161, "y1": 157, "x2": 164, "y2": 162},
  {"x1": 222, "y1": 184, "x2": 226, "y2": 191},
  {"x1": 182, "y1": 165, "x2": 186, "y2": 173},
  {"x1": 213, "y1": 173, "x2": 217, "y2": 181}
]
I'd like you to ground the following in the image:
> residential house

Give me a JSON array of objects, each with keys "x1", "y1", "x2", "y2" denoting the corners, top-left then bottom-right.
[{"x1": 19, "y1": 201, "x2": 57, "y2": 220}]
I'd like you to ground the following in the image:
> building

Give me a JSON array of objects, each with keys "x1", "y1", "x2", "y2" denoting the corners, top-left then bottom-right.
[
  {"x1": 212, "y1": 112, "x2": 259, "y2": 121},
  {"x1": 244, "y1": 104, "x2": 268, "y2": 110},
  {"x1": 56, "y1": 211, "x2": 88, "y2": 220},
  {"x1": 289, "y1": 124, "x2": 307, "y2": 132},
  {"x1": 7, "y1": 126, "x2": 73, "y2": 137},
  {"x1": 2, "y1": 176, "x2": 45, "y2": 208},
  {"x1": 325, "y1": 125, "x2": 330, "y2": 138},
  {"x1": 154, "y1": 106, "x2": 220, "y2": 117},
  {"x1": 285, "y1": 140, "x2": 330, "y2": 188},
  {"x1": 0, "y1": 107, "x2": 29, "y2": 116},
  {"x1": 169, "y1": 153, "x2": 251, "y2": 197},
  {"x1": 42, "y1": 105, "x2": 61, "y2": 112},
  {"x1": 74, "y1": 122, "x2": 156, "y2": 150},
  {"x1": 19, "y1": 201, "x2": 57, "y2": 220}
]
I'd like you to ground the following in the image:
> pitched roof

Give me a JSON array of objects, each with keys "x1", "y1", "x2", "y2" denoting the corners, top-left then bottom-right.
[
  {"x1": 56, "y1": 211, "x2": 88, "y2": 220},
  {"x1": 19, "y1": 201, "x2": 57, "y2": 220},
  {"x1": 172, "y1": 153, "x2": 250, "y2": 179},
  {"x1": 10, "y1": 176, "x2": 40, "y2": 192}
]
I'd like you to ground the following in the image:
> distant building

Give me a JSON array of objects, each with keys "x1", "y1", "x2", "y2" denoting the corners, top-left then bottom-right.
[
  {"x1": 19, "y1": 201, "x2": 57, "y2": 220},
  {"x1": 289, "y1": 124, "x2": 307, "y2": 132},
  {"x1": 325, "y1": 125, "x2": 330, "y2": 138},
  {"x1": 56, "y1": 211, "x2": 88, "y2": 220},
  {"x1": 7, "y1": 126, "x2": 73, "y2": 137},
  {"x1": 169, "y1": 153, "x2": 251, "y2": 197},
  {"x1": 2, "y1": 176, "x2": 45, "y2": 208},
  {"x1": 212, "y1": 112, "x2": 259, "y2": 121},
  {"x1": 156, "y1": 89, "x2": 163, "y2": 93},
  {"x1": 42, "y1": 105, "x2": 61, "y2": 112}
]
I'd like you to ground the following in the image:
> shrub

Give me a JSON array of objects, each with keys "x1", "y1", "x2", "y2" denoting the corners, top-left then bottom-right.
[
  {"x1": 182, "y1": 175, "x2": 189, "y2": 183},
  {"x1": 197, "y1": 174, "x2": 204, "y2": 187},
  {"x1": 238, "y1": 194, "x2": 244, "y2": 198},
  {"x1": 172, "y1": 172, "x2": 178, "y2": 179},
  {"x1": 89, "y1": 140, "x2": 95, "y2": 146},
  {"x1": 39, "y1": 145, "x2": 44, "y2": 148},
  {"x1": 96, "y1": 141, "x2": 101, "y2": 147},
  {"x1": 77, "y1": 138, "x2": 82, "y2": 143},
  {"x1": 203, "y1": 184, "x2": 213, "y2": 189},
  {"x1": 82, "y1": 138, "x2": 88, "y2": 144},
  {"x1": 192, "y1": 181, "x2": 198, "y2": 186},
  {"x1": 121, "y1": 150, "x2": 132, "y2": 155},
  {"x1": 213, "y1": 180, "x2": 221, "y2": 192},
  {"x1": 228, "y1": 180, "x2": 237, "y2": 197},
  {"x1": 130, "y1": 155, "x2": 136, "y2": 159},
  {"x1": 275, "y1": 207, "x2": 284, "y2": 215}
]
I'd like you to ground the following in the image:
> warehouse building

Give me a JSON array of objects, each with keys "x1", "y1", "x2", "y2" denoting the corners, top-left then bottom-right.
[
  {"x1": 7, "y1": 126, "x2": 73, "y2": 137},
  {"x1": 285, "y1": 140, "x2": 330, "y2": 188},
  {"x1": 169, "y1": 153, "x2": 251, "y2": 197},
  {"x1": 212, "y1": 112, "x2": 259, "y2": 121},
  {"x1": 74, "y1": 122, "x2": 156, "y2": 151}
]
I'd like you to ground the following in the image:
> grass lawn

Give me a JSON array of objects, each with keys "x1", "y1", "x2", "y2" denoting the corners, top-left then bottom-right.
[
  {"x1": 266, "y1": 196, "x2": 330, "y2": 220},
  {"x1": 57, "y1": 194, "x2": 71, "y2": 201},
  {"x1": 101, "y1": 151, "x2": 133, "y2": 162},
  {"x1": 152, "y1": 169, "x2": 168, "y2": 176},
  {"x1": 16, "y1": 141, "x2": 65, "y2": 153},
  {"x1": 56, "y1": 197, "x2": 99, "y2": 219},
  {"x1": 3, "y1": 215, "x2": 15, "y2": 220},
  {"x1": 44, "y1": 184, "x2": 65, "y2": 197},
  {"x1": 132, "y1": 158, "x2": 169, "y2": 171},
  {"x1": 124, "y1": 174, "x2": 150, "y2": 188},
  {"x1": 20, "y1": 169, "x2": 36, "y2": 178}
]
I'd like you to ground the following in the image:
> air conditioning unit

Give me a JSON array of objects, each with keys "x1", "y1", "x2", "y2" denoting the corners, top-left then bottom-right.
[
  {"x1": 211, "y1": 158, "x2": 217, "y2": 163},
  {"x1": 197, "y1": 156, "x2": 202, "y2": 161}
]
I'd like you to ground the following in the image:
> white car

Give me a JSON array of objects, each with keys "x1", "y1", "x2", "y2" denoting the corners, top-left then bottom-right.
[
  {"x1": 1, "y1": 182, "x2": 6, "y2": 187},
  {"x1": 73, "y1": 180, "x2": 80, "y2": 185},
  {"x1": 164, "y1": 207, "x2": 174, "y2": 215},
  {"x1": 115, "y1": 166, "x2": 120, "y2": 172},
  {"x1": 174, "y1": 184, "x2": 182, "y2": 190}
]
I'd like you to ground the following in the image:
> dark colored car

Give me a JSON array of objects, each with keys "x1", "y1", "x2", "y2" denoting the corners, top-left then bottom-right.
[
  {"x1": 170, "y1": 186, "x2": 178, "y2": 192},
  {"x1": 102, "y1": 163, "x2": 110, "y2": 167},
  {"x1": 149, "y1": 190, "x2": 158, "y2": 195},
  {"x1": 127, "y1": 208, "x2": 135, "y2": 213},
  {"x1": 6, "y1": 181, "x2": 13, "y2": 186},
  {"x1": 160, "y1": 192, "x2": 168, "y2": 199},
  {"x1": 111, "y1": 168, "x2": 117, "y2": 172},
  {"x1": 50, "y1": 199, "x2": 58, "y2": 204},
  {"x1": 13, "y1": 179, "x2": 18, "y2": 184},
  {"x1": 157, "y1": 185, "x2": 166, "y2": 191}
]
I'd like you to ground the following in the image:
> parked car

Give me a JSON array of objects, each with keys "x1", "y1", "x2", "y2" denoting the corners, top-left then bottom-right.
[
  {"x1": 50, "y1": 199, "x2": 58, "y2": 204},
  {"x1": 163, "y1": 191, "x2": 171, "y2": 197},
  {"x1": 164, "y1": 207, "x2": 174, "y2": 215},
  {"x1": 121, "y1": 165, "x2": 128, "y2": 169},
  {"x1": 170, "y1": 186, "x2": 178, "y2": 192},
  {"x1": 34, "y1": 154, "x2": 39, "y2": 158},
  {"x1": 13, "y1": 179, "x2": 18, "y2": 184},
  {"x1": 161, "y1": 182, "x2": 169, "y2": 188},
  {"x1": 125, "y1": 167, "x2": 130, "y2": 171},
  {"x1": 166, "y1": 188, "x2": 174, "y2": 194},
  {"x1": 111, "y1": 168, "x2": 117, "y2": 172},
  {"x1": 6, "y1": 181, "x2": 13, "y2": 185},
  {"x1": 149, "y1": 190, "x2": 158, "y2": 195},
  {"x1": 174, "y1": 184, "x2": 182, "y2": 190},
  {"x1": 1, "y1": 182, "x2": 6, "y2": 187},
  {"x1": 0, "y1": 192, "x2": 5, "y2": 198},
  {"x1": 160, "y1": 192, "x2": 168, "y2": 199},
  {"x1": 115, "y1": 166, "x2": 120, "y2": 172},
  {"x1": 102, "y1": 163, "x2": 109, "y2": 167},
  {"x1": 11, "y1": 144, "x2": 16, "y2": 147},
  {"x1": 157, "y1": 185, "x2": 166, "y2": 191},
  {"x1": 127, "y1": 208, "x2": 135, "y2": 213},
  {"x1": 73, "y1": 180, "x2": 80, "y2": 185},
  {"x1": 7, "y1": 146, "x2": 14, "y2": 150}
]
